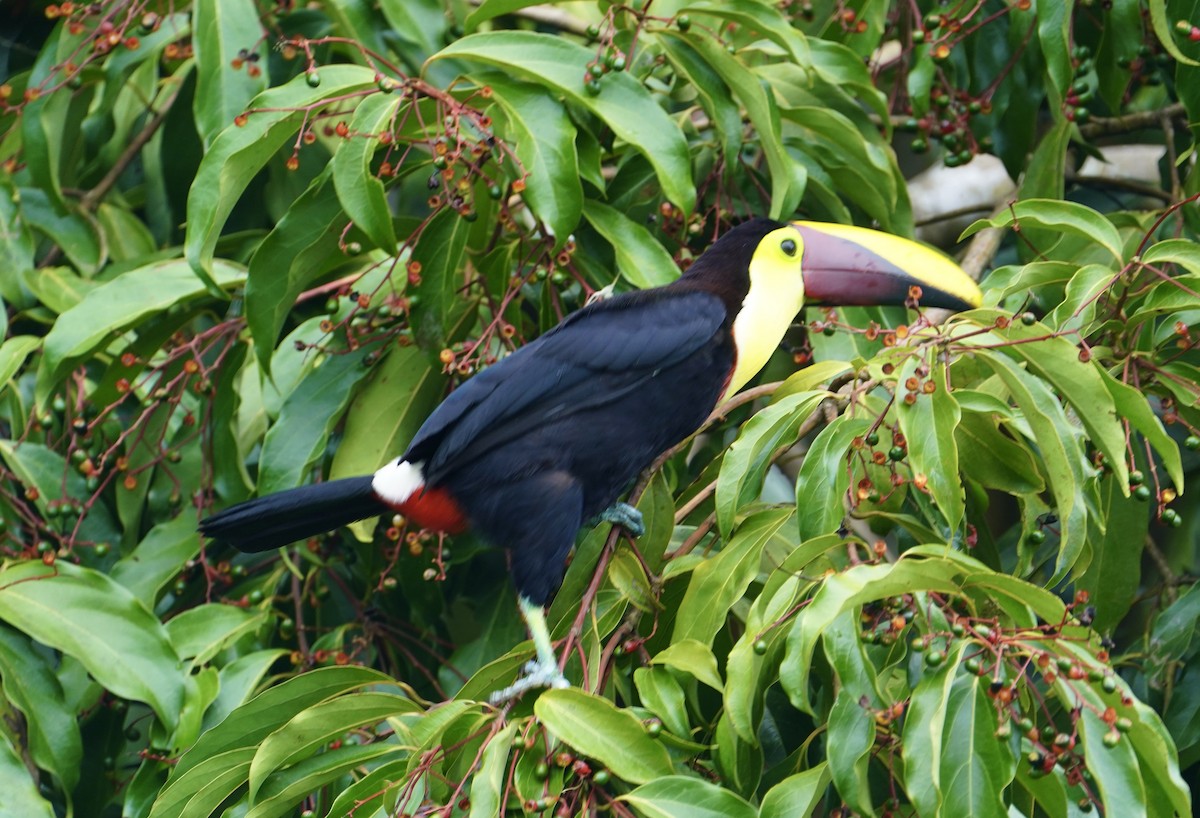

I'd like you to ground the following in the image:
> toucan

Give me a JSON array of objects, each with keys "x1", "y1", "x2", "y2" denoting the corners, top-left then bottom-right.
[{"x1": 200, "y1": 217, "x2": 982, "y2": 698}]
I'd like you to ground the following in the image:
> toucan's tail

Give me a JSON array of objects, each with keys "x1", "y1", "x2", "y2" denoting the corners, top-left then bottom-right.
[{"x1": 199, "y1": 477, "x2": 384, "y2": 553}]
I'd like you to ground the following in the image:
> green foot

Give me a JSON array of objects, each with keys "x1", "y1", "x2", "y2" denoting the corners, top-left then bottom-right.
[{"x1": 597, "y1": 502, "x2": 644, "y2": 537}]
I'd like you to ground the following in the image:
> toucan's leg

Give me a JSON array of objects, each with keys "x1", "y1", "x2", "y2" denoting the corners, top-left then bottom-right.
[
  {"x1": 596, "y1": 501, "x2": 645, "y2": 537},
  {"x1": 490, "y1": 597, "x2": 570, "y2": 703}
]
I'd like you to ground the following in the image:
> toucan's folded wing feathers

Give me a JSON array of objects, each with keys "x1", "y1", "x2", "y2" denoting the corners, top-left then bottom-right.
[{"x1": 406, "y1": 289, "x2": 726, "y2": 479}]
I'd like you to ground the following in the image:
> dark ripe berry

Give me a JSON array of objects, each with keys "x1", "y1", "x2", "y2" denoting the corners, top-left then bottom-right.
[
  {"x1": 1134, "y1": 485, "x2": 1151, "y2": 501},
  {"x1": 865, "y1": 432, "x2": 880, "y2": 446},
  {"x1": 889, "y1": 446, "x2": 906, "y2": 462}
]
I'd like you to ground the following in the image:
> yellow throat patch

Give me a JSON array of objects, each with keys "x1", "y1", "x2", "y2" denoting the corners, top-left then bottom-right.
[{"x1": 722, "y1": 227, "x2": 807, "y2": 402}]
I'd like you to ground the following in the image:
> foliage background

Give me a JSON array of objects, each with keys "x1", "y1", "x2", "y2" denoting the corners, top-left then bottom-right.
[{"x1": 1, "y1": 0, "x2": 1200, "y2": 816}]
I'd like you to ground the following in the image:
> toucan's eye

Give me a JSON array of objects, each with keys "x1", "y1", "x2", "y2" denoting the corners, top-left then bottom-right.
[{"x1": 781, "y1": 238, "x2": 797, "y2": 257}]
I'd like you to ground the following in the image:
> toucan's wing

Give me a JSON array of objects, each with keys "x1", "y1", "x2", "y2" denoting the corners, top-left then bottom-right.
[{"x1": 405, "y1": 288, "x2": 726, "y2": 480}]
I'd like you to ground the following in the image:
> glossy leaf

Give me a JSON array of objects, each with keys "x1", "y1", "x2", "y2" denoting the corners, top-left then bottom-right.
[
  {"x1": 582, "y1": 200, "x2": 679, "y2": 289},
  {"x1": 961, "y1": 199, "x2": 1124, "y2": 263},
  {"x1": 795, "y1": 415, "x2": 871, "y2": 540},
  {"x1": 827, "y1": 690, "x2": 876, "y2": 817},
  {"x1": 758, "y1": 764, "x2": 830, "y2": 818},
  {"x1": 331, "y1": 92, "x2": 401, "y2": 253},
  {"x1": 35, "y1": 259, "x2": 245, "y2": 405},
  {"x1": 897, "y1": 359, "x2": 963, "y2": 533},
  {"x1": 192, "y1": 0, "x2": 268, "y2": 146},
  {"x1": 432, "y1": 32, "x2": 694, "y2": 213},
  {"x1": 185, "y1": 65, "x2": 377, "y2": 282},
  {"x1": 0, "y1": 561, "x2": 184, "y2": 733},
  {"x1": 484, "y1": 72, "x2": 583, "y2": 245},
  {"x1": 619, "y1": 775, "x2": 756, "y2": 818}
]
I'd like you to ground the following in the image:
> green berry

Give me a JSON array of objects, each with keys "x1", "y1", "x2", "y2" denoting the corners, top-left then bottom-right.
[
  {"x1": 305, "y1": 70, "x2": 320, "y2": 87},
  {"x1": 911, "y1": 637, "x2": 926, "y2": 652},
  {"x1": 753, "y1": 639, "x2": 768, "y2": 655},
  {"x1": 889, "y1": 446, "x2": 906, "y2": 462},
  {"x1": 592, "y1": 770, "x2": 610, "y2": 785},
  {"x1": 1185, "y1": 435, "x2": 1199, "y2": 450},
  {"x1": 1129, "y1": 470, "x2": 1144, "y2": 485},
  {"x1": 925, "y1": 649, "x2": 945, "y2": 667},
  {"x1": 1102, "y1": 730, "x2": 1120, "y2": 747},
  {"x1": 646, "y1": 719, "x2": 663, "y2": 738},
  {"x1": 585, "y1": 78, "x2": 602, "y2": 96},
  {"x1": 248, "y1": 589, "x2": 264, "y2": 604},
  {"x1": 677, "y1": 14, "x2": 691, "y2": 31},
  {"x1": 534, "y1": 762, "x2": 549, "y2": 780},
  {"x1": 910, "y1": 137, "x2": 929, "y2": 153},
  {"x1": 1134, "y1": 485, "x2": 1151, "y2": 501},
  {"x1": 1026, "y1": 529, "x2": 1046, "y2": 545},
  {"x1": 1101, "y1": 675, "x2": 1117, "y2": 693}
]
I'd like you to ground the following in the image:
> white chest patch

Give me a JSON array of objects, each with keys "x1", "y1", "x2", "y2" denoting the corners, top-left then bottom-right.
[{"x1": 372, "y1": 459, "x2": 425, "y2": 505}]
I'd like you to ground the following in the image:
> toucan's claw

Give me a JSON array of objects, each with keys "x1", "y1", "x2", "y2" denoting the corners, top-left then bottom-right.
[
  {"x1": 596, "y1": 502, "x2": 645, "y2": 537},
  {"x1": 489, "y1": 658, "x2": 569, "y2": 703}
]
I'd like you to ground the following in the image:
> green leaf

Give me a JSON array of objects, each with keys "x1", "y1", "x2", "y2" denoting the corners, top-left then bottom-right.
[
  {"x1": 1149, "y1": 0, "x2": 1200, "y2": 66},
  {"x1": 1099, "y1": 366, "x2": 1184, "y2": 491},
  {"x1": 410, "y1": 207, "x2": 473, "y2": 350},
  {"x1": 34, "y1": 259, "x2": 245, "y2": 406},
  {"x1": 634, "y1": 667, "x2": 691, "y2": 738},
  {"x1": 715, "y1": 390, "x2": 826, "y2": 536},
  {"x1": 672, "y1": 508, "x2": 792, "y2": 648},
  {"x1": 257, "y1": 341, "x2": 382, "y2": 495},
  {"x1": 960, "y1": 199, "x2": 1124, "y2": 264},
  {"x1": 191, "y1": 0, "x2": 268, "y2": 147},
  {"x1": 795, "y1": 414, "x2": 871, "y2": 540},
  {"x1": 169, "y1": 666, "x2": 394, "y2": 781},
  {"x1": 657, "y1": 36, "x2": 744, "y2": 170},
  {"x1": 244, "y1": 169, "x2": 353, "y2": 370},
  {"x1": 248, "y1": 744, "x2": 397, "y2": 818},
  {"x1": 827, "y1": 691, "x2": 876, "y2": 817},
  {"x1": 660, "y1": 29, "x2": 803, "y2": 219},
  {"x1": 581, "y1": 200, "x2": 679, "y2": 289},
  {"x1": 204, "y1": 649, "x2": 290, "y2": 731},
  {"x1": 901, "y1": 640, "x2": 965, "y2": 816},
  {"x1": 1077, "y1": 476, "x2": 1148, "y2": 634},
  {"x1": 1035, "y1": 0, "x2": 1073, "y2": 98},
  {"x1": 0, "y1": 441, "x2": 119, "y2": 544},
  {"x1": 781, "y1": 558, "x2": 964, "y2": 713},
  {"x1": 619, "y1": 775, "x2": 756, "y2": 818},
  {"x1": 247, "y1": 692, "x2": 419, "y2": 798},
  {"x1": 111, "y1": 514, "x2": 204, "y2": 606},
  {"x1": 758, "y1": 764, "x2": 830, "y2": 818},
  {"x1": 938, "y1": 674, "x2": 1015, "y2": 818},
  {"x1": 981, "y1": 352, "x2": 1090, "y2": 581},
  {"x1": 953, "y1": 411, "x2": 1045, "y2": 495},
  {"x1": 651, "y1": 638, "x2": 724, "y2": 693},
  {"x1": 897, "y1": 360, "x2": 963, "y2": 533},
  {"x1": 467, "y1": 721, "x2": 517, "y2": 817},
  {"x1": 483, "y1": 72, "x2": 582, "y2": 245},
  {"x1": 1078, "y1": 707, "x2": 1147, "y2": 818},
  {"x1": 331, "y1": 93, "x2": 401, "y2": 253},
  {"x1": 0, "y1": 335, "x2": 39, "y2": 390},
  {"x1": 148, "y1": 747, "x2": 256, "y2": 818},
  {"x1": 535, "y1": 688, "x2": 674, "y2": 785},
  {"x1": 166, "y1": 604, "x2": 267, "y2": 667},
  {"x1": 432, "y1": 32, "x2": 694, "y2": 214},
  {"x1": 185, "y1": 65, "x2": 377, "y2": 283},
  {"x1": 0, "y1": 561, "x2": 184, "y2": 734},
  {"x1": 0, "y1": 625, "x2": 83, "y2": 792},
  {"x1": 0, "y1": 735, "x2": 55, "y2": 818}
]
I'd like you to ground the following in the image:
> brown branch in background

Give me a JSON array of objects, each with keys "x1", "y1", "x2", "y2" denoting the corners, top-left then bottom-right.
[
  {"x1": 80, "y1": 82, "x2": 182, "y2": 213},
  {"x1": 1078, "y1": 102, "x2": 1186, "y2": 140}
]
